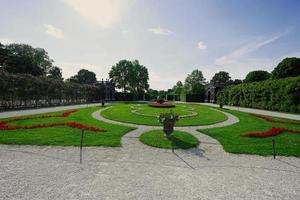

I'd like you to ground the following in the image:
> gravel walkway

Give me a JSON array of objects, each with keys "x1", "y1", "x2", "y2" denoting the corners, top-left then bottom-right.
[
  {"x1": 0, "y1": 105, "x2": 300, "y2": 199},
  {"x1": 200, "y1": 103, "x2": 300, "y2": 120}
]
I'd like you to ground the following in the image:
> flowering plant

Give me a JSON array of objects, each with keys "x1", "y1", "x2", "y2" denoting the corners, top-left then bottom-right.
[
  {"x1": 0, "y1": 109, "x2": 106, "y2": 132},
  {"x1": 253, "y1": 114, "x2": 300, "y2": 125},
  {"x1": 241, "y1": 127, "x2": 300, "y2": 138},
  {"x1": 159, "y1": 111, "x2": 179, "y2": 123}
]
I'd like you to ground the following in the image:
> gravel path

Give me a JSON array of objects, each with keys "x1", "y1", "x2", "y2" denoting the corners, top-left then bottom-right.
[
  {"x1": 200, "y1": 103, "x2": 300, "y2": 120},
  {"x1": 0, "y1": 103, "x2": 102, "y2": 119},
  {"x1": 0, "y1": 105, "x2": 300, "y2": 199}
]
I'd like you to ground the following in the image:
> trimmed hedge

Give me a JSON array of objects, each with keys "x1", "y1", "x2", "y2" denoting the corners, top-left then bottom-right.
[{"x1": 217, "y1": 76, "x2": 300, "y2": 113}]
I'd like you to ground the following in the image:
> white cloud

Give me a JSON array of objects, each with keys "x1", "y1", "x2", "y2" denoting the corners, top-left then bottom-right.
[
  {"x1": 148, "y1": 27, "x2": 173, "y2": 35},
  {"x1": 215, "y1": 31, "x2": 288, "y2": 66},
  {"x1": 0, "y1": 38, "x2": 15, "y2": 45},
  {"x1": 197, "y1": 41, "x2": 207, "y2": 50},
  {"x1": 64, "y1": 0, "x2": 127, "y2": 28},
  {"x1": 44, "y1": 24, "x2": 64, "y2": 39}
]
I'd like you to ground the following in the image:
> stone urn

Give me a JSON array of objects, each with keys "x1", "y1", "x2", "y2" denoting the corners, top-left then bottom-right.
[{"x1": 159, "y1": 112, "x2": 179, "y2": 139}]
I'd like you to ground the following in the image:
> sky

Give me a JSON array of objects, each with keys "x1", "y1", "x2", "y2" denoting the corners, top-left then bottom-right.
[{"x1": 0, "y1": 0, "x2": 300, "y2": 90}]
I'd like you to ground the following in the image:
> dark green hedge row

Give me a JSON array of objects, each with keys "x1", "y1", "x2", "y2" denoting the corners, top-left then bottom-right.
[
  {"x1": 0, "y1": 70, "x2": 104, "y2": 110},
  {"x1": 217, "y1": 76, "x2": 300, "y2": 113}
]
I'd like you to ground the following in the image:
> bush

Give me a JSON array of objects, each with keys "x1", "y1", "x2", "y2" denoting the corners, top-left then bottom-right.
[{"x1": 217, "y1": 76, "x2": 300, "y2": 113}]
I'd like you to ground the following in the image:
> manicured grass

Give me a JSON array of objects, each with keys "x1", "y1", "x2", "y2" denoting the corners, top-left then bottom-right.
[
  {"x1": 200, "y1": 109, "x2": 300, "y2": 157},
  {"x1": 101, "y1": 103, "x2": 228, "y2": 126},
  {"x1": 139, "y1": 130, "x2": 199, "y2": 149},
  {"x1": 0, "y1": 106, "x2": 134, "y2": 147}
]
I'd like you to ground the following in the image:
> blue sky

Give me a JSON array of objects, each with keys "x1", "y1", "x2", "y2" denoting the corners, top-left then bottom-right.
[{"x1": 1, "y1": 0, "x2": 300, "y2": 90}]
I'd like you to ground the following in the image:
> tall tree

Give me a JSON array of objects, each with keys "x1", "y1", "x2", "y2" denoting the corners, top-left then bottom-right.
[
  {"x1": 68, "y1": 69, "x2": 97, "y2": 84},
  {"x1": 109, "y1": 59, "x2": 149, "y2": 95},
  {"x1": 184, "y1": 69, "x2": 206, "y2": 94},
  {"x1": 210, "y1": 71, "x2": 232, "y2": 86},
  {"x1": 2, "y1": 43, "x2": 53, "y2": 76},
  {"x1": 244, "y1": 70, "x2": 270, "y2": 83},
  {"x1": 172, "y1": 81, "x2": 184, "y2": 95},
  {"x1": 272, "y1": 57, "x2": 300, "y2": 79}
]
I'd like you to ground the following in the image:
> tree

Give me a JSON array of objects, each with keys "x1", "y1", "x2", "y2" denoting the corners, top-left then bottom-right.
[
  {"x1": 109, "y1": 59, "x2": 149, "y2": 95},
  {"x1": 184, "y1": 69, "x2": 206, "y2": 94},
  {"x1": 47, "y1": 66, "x2": 63, "y2": 80},
  {"x1": 210, "y1": 71, "x2": 232, "y2": 86},
  {"x1": 69, "y1": 69, "x2": 97, "y2": 84},
  {"x1": 272, "y1": 57, "x2": 300, "y2": 79},
  {"x1": 2, "y1": 43, "x2": 54, "y2": 76},
  {"x1": 244, "y1": 70, "x2": 270, "y2": 83},
  {"x1": 172, "y1": 81, "x2": 184, "y2": 95},
  {"x1": 0, "y1": 42, "x2": 11, "y2": 68},
  {"x1": 232, "y1": 79, "x2": 243, "y2": 85}
]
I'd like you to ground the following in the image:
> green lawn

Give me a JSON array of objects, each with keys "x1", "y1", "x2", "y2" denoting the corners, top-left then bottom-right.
[
  {"x1": 101, "y1": 103, "x2": 228, "y2": 126},
  {"x1": 139, "y1": 129, "x2": 199, "y2": 149},
  {"x1": 0, "y1": 106, "x2": 134, "y2": 147},
  {"x1": 200, "y1": 109, "x2": 300, "y2": 157}
]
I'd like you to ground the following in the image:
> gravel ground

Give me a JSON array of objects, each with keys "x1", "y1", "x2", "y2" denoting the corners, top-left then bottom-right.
[
  {"x1": 1, "y1": 144, "x2": 299, "y2": 200},
  {"x1": 0, "y1": 105, "x2": 300, "y2": 199}
]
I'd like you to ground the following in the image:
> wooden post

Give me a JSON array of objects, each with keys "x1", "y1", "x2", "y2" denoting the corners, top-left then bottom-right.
[
  {"x1": 272, "y1": 139, "x2": 276, "y2": 159},
  {"x1": 80, "y1": 130, "x2": 84, "y2": 164}
]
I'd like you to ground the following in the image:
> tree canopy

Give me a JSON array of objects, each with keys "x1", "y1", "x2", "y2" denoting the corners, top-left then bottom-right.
[
  {"x1": 109, "y1": 59, "x2": 149, "y2": 94},
  {"x1": 68, "y1": 69, "x2": 97, "y2": 84},
  {"x1": 47, "y1": 66, "x2": 63, "y2": 80},
  {"x1": 210, "y1": 71, "x2": 232, "y2": 87},
  {"x1": 172, "y1": 81, "x2": 184, "y2": 95},
  {"x1": 272, "y1": 57, "x2": 300, "y2": 79},
  {"x1": 184, "y1": 69, "x2": 206, "y2": 94},
  {"x1": 1, "y1": 43, "x2": 54, "y2": 76},
  {"x1": 244, "y1": 70, "x2": 270, "y2": 83}
]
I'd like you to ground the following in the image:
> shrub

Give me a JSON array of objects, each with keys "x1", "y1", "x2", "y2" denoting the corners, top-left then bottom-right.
[{"x1": 217, "y1": 76, "x2": 300, "y2": 113}]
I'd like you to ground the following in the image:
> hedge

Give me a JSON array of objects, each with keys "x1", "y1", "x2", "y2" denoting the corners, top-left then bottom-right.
[
  {"x1": 217, "y1": 76, "x2": 300, "y2": 113},
  {"x1": 0, "y1": 70, "x2": 103, "y2": 110}
]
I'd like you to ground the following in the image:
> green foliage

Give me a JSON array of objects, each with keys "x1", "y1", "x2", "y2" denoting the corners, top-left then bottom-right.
[
  {"x1": 172, "y1": 81, "x2": 184, "y2": 95},
  {"x1": 217, "y1": 76, "x2": 300, "y2": 113},
  {"x1": 244, "y1": 70, "x2": 270, "y2": 83},
  {"x1": 272, "y1": 57, "x2": 300, "y2": 79},
  {"x1": 47, "y1": 66, "x2": 63, "y2": 80},
  {"x1": 109, "y1": 59, "x2": 149, "y2": 95},
  {"x1": 0, "y1": 69, "x2": 102, "y2": 107},
  {"x1": 68, "y1": 69, "x2": 97, "y2": 84},
  {"x1": 1, "y1": 43, "x2": 54, "y2": 76},
  {"x1": 211, "y1": 71, "x2": 232, "y2": 87},
  {"x1": 184, "y1": 69, "x2": 206, "y2": 95},
  {"x1": 139, "y1": 130, "x2": 199, "y2": 149}
]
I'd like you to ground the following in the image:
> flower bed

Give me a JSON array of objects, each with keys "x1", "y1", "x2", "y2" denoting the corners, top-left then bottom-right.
[
  {"x1": 148, "y1": 102, "x2": 175, "y2": 108},
  {"x1": 253, "y1": 114, "x2": 300, "y2": 125},
  {"x1": 241, "y1": 127, "x2": 300, "y2": 138},
  {"x1": 0, "y1": 109, "x2": 106, "y2": 132}
]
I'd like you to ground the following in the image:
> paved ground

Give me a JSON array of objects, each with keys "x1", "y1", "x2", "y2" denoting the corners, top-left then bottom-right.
[
  {"x1": 0, "y1": 103, "x2": 101, "y2": 119},
  {"x1": 200, "y1": 103, "x2": 300, "y2": 120},
  {"x1": 0, "y1": 104, "x2": 300, "y2": 200}
]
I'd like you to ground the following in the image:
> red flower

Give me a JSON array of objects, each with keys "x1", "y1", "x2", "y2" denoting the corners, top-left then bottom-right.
[
  {"x1": 241, "y1": 127, "x2": 300, "y2": 138},
  {"x1": 0, "y1": 109, "x2": 106, "y2": 132}
]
